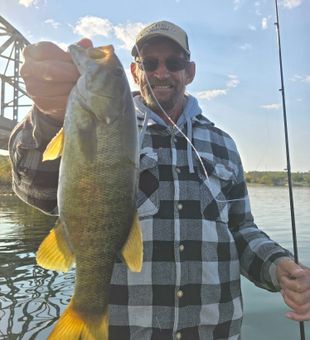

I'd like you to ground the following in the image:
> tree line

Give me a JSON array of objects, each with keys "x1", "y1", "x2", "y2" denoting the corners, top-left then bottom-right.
[
  {"x1": 1, "y1": 155, "x2": 310, "y2": 189},
  {"x1": 245, "y1": 171, "x2": 310, "y2": 187}
]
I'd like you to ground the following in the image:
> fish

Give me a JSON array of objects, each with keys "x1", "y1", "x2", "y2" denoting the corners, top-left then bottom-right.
[{"x1": 37, "y1": 44, "x2": 143, "y2": 339}]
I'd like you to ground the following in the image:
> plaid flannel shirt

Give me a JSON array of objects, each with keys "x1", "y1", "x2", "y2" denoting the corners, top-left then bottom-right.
[{"x1": 9, "y1": 96, "x2": 292, "y2": 340}]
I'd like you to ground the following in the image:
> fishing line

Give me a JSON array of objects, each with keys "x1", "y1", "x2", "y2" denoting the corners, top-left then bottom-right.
[{"x1": 134, "y1": 43, "x2": 246, "y2": 205}]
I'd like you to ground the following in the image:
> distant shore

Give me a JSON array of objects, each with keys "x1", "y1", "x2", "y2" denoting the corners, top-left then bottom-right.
[
  {"x1": 1, "y1": 155, "x2": 309, "y2": 194},
  {"x1": 245, "y1": 171, "x2": 310, "y2": 188}
]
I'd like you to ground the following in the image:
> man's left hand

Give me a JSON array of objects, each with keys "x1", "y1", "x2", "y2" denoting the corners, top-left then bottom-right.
[{"x1": 276, "y1": 258, "x2": 310, "y2": 321}]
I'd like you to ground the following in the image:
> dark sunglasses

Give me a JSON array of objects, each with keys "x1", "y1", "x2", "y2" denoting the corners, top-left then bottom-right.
[{"x1": 136, "y1": 56, "x2": 189, "y2": 72}]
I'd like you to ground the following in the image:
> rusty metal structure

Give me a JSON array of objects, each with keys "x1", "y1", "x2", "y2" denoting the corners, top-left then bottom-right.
[{"x1": 0, "y1": 15, "x2": 31, "y2": 150}]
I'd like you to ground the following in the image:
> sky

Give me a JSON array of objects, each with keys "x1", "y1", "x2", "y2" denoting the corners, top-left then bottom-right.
[{"x1": 0, "y1": 0, "x2": 309, "y2": 171}]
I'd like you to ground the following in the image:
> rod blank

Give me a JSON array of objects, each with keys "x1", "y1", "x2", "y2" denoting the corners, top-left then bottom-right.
[{"x1": 274, "y1": 1, "x2": 305, "y2": 339}]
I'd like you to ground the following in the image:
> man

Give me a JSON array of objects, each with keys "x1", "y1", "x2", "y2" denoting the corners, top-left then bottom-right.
[{"x1": 9, "y1": 20, "x2": 310, "y2": 339}]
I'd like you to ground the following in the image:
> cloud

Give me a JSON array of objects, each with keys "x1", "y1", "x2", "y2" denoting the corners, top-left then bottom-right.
[
  {"x1": 239, "y1": 43, "x2": 252, "y2": 50},
  {"x1": 114, "y1": 22, "x2": 147, "y2": 51},
  {"x1": 73, "y1": 16, "x2": 113, "y2": 38},
  {"x1": 226, "y1": 74, "x2": 240, "y2": 88},
  {"x1": 196, "y1": 89, "x2": 227, "y2": 101},
  {"x1": 73, "y1": 17, "x2": 147, "y2": 51},
  {"x1": 233, "y1": 0, "x2": 241, "y2": 10},
  {"x1": 254, "y1": 1, "x2": 262, "y2": 16},
  {"x1": 261, "y1": 17, "x2": 268, "y2": 30},
  {"x1": 261, "y1": 103, "x2": 281, "y2": 110},
  {"x1": 44, "y1": 19, "x2": 61, "y2": 29},
  {"x1": 248, "y1": 25, "x2": 257, "y2": 31},
  {"x1": 19, "y1": 0, "x2": 37, "y2": 7},
  {"x1": 280, "y1": 0, "x2": 302, "y2": 9},
  {"x1": 196, "y1": 75, "x2": 240, "y2": 101},
  {"x1": 291, "y1": 74, "x2": 310, "y2": 83}
]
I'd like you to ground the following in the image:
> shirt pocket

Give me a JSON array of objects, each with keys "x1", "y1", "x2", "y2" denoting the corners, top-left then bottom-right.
[
  {"x1": 198, "y1": 158, "x2": 236, "y2": 223},
  {"x1": 137, "y1": 152, "x2": 160, "y2": 218}
]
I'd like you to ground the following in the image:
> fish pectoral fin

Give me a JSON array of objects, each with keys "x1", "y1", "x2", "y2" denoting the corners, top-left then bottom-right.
[
  {"x1": 121, "y1": 212, "x2": 143, "y2": 272},
  {"x1": 37, "y1": 219, "x2": 75, "y2": 272},
  {"x1": 43, "y1": 127, "x2": 64, "y2": 161},
  {"x1": 48, "y1": 302, "x2": 109, "y2": 340}
]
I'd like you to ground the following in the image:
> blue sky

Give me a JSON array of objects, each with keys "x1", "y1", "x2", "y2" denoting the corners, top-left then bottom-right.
[{"x1": 1, "y1": 0, "x2": 309, "y2": 171}]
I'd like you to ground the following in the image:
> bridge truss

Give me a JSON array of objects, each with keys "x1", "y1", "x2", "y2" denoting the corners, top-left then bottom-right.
[{"x1": 0, "y1": 16, "x2": 32, "y2": 149}]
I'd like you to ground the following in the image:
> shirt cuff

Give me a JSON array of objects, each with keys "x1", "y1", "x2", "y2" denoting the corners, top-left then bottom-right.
[
  {"x1": 268, "y1": 256, "x2": 294, "y2": 290},
  {"x1": 31, "y1": 107, "x2": 63, "y2": 150}
]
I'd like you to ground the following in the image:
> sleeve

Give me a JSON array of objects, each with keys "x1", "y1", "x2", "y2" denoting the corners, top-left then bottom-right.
[
  {"x1": 227, "y1": 148, "x2": 294, "y2": 292},
  {"x1": 8, "y1": 106, "x2": 62, "y2": 215}
]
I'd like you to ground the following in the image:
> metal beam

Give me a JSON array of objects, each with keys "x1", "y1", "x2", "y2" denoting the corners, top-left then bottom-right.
[
  {"x1": 0, "y1": 16, "x2": 32, "y2": 148},
  {"x1": 0, "y1": 16, "x2": 32, "y2": 149}
]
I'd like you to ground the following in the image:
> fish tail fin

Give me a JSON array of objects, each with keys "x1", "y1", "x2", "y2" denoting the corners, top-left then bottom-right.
[
  {"x1": 121, "y1": 212, "x2": 143, "y2": 272},
  {"x1": 43, "y1": 127, "x2": 64, "y2": 161},
  {"x1": 48, "y1": 302, "x2": 109, "y2": 340},
  {"x1": 37, "y1": 219, "x2": 75, "y2": 272}
]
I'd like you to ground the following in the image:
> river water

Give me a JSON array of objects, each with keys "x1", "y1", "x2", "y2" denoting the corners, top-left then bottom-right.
[{"x1": 0, "y1": 186, "x2": 309, "y2": 339}]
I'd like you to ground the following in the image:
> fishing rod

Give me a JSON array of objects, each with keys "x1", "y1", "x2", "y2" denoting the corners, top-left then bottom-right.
[{"x1": 274, "y1": 1, "x2": 305, "y2": 339}]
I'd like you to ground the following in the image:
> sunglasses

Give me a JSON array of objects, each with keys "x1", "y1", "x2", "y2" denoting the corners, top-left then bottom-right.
[{"x1": 136, "y1": 56, "x2": 189, "y2": 72}]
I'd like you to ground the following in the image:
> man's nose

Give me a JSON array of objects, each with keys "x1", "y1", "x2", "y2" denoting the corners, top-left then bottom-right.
[{"x1": 153, "y1": 61, "x2": 170, "y2": 78}]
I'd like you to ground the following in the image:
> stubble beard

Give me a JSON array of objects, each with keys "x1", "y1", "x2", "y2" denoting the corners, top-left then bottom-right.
[{"x1": 142, "y1": 84, "x2": 177, "y2": 115}]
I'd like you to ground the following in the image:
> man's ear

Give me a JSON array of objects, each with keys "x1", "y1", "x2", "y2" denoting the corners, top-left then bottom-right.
[
  {"x1": 185, "y1": 62, "x2": 196, "y2": 85},
  {"x1": 130, "y1": 62, "x2": 139, "y2": 84}
]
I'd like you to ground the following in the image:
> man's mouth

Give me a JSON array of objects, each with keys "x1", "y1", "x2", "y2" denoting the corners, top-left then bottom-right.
[{"x1": 151, "y1": 84, "x2": 173, "y2": 90}]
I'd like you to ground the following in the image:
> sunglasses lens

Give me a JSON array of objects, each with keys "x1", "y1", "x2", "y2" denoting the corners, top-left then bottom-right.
[
  {"x1": 140, "y1": 58, "x2": 159, "y2": 72},
  {"x1": 166, "y1": 57, "x2": 188, "y2": 72},
  {"x1": 137, "y1": 57, "x2": 188, "y2": 72}
]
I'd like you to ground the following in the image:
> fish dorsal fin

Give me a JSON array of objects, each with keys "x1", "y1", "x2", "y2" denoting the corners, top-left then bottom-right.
[
  {"x1": 43, "y1": 127, "x2": 64, "y2": 161},
  {"x1": 121, "y1": 212, "x2": 143, "y2": 272},
  {"x1": 37, "y1": 219, "x2": 75, "y2": 272}
]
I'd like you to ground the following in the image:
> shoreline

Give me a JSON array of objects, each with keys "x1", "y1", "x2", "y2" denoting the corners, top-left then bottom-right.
[
  {"x1": 1, "y1": 156, "x2": 309, "y2": 193},
  {"x1": 1, "y1": 182, "x2": 309, "y2": 196}
]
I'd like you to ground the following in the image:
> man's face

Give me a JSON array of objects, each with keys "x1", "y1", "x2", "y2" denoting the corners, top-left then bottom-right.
[{"x1": 131, "y1": 39, "x2": 195, "y2": 117}]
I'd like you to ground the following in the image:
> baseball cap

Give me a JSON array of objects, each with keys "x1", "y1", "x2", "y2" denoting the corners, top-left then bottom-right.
[{"x1": 131, "y1": 20, "x2": 190, "y2": 58}]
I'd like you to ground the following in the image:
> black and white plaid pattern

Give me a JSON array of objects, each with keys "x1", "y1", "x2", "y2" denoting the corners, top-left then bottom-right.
[{"x1": 9, "y1": 100, "x2": 292, "y2": 340}]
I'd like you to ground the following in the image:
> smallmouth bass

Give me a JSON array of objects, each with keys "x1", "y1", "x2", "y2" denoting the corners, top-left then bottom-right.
[{"x1": 38, "y1": 44, "x2": 143, "y2": 339}]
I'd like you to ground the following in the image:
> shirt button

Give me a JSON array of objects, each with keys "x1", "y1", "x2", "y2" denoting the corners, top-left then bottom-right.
[
  {"x1": 176, "y1": 290, "x2": 184, "y2": 298},
  {"x1": 177, "y1": 203, "x2": 183, "y2": 210},
  {"x1": 176, "y1": 167, "x2": 181, "y2": 174},
  {"x1": 179, "y1": 244, "x2": 185, "y2": 252},
  {"x1": 176, "y1": 332, "x2": 182, "y2": 339}
]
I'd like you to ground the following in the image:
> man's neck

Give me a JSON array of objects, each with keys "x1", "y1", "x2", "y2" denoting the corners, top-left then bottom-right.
[{"x1": 154, "y1": 97, "x2": 186, "y2": 125}]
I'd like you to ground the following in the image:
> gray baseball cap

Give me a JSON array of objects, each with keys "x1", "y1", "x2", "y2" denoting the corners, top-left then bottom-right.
[{"x1": 131, "y1": 20, "x2": 190, "y2": 57}]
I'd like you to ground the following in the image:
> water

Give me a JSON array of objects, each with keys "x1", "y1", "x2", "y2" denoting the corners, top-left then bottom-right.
[
  {"x1": 0, "y1": 196, "x2": 74, "y2": 339},
  {"x1": 0, "y1": 187, "x2": 309, "y2": 339},
  {"x1": 242, "y1": 186, "x2": 310, "y2": 340}
]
